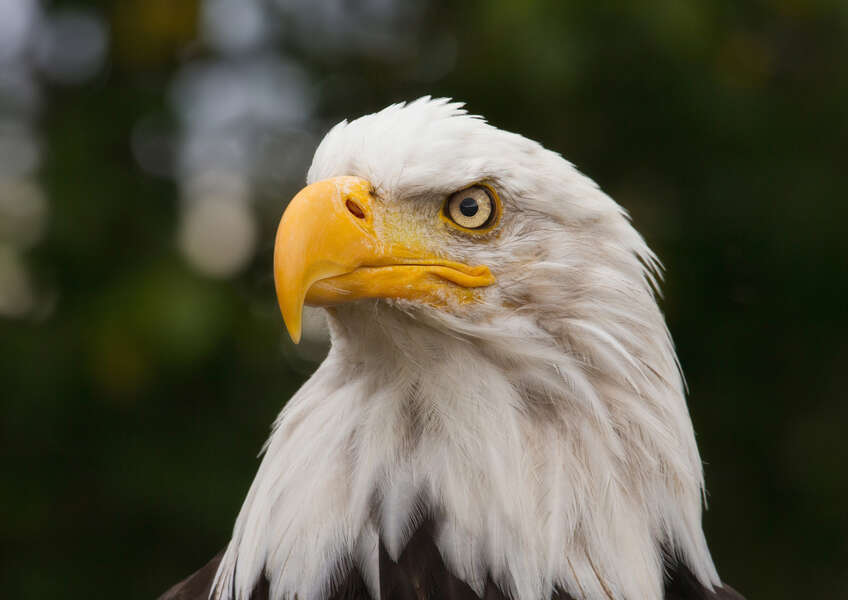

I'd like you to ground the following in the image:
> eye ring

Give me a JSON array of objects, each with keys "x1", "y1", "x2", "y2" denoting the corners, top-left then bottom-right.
[{"x1": 442, "y1": 184, "x2": 500, "y2": 232}]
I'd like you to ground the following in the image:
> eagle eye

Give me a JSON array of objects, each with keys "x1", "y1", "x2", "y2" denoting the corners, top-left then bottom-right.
[{"x1": 444, "y1": 185, "x2": 498, "y2": 231}]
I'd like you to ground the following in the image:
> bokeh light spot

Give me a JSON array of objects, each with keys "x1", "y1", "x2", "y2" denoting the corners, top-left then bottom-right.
[{"x1": 34, "y1": 9, "x2": 109, "y2": 84}]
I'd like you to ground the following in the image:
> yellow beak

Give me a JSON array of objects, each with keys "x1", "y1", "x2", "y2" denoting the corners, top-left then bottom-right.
[{"x1": 273, "y1": 176, "x2": 495, "y2": 343}]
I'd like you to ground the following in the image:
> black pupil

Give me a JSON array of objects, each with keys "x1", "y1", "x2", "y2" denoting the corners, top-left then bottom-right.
[{"x1": 459, "y1": 197, "x2": 479, "y2": 217}]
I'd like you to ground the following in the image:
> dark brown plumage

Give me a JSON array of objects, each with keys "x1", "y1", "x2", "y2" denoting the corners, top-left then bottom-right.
[{"x1": 159, "y1": 522, "x2": 744, "y2": 600}]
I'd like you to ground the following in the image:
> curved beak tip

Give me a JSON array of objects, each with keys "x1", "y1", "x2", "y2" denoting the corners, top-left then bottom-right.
[{"x1": 277, "y1": 292, "x2": 304, "y2": 345}]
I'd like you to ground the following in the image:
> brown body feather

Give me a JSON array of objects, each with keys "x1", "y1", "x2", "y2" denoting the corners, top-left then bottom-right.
[{"x1": 158, "y1": 521, "x2": 744, "y2": 600}]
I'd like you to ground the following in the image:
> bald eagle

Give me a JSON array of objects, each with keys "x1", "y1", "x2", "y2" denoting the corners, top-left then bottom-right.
[{"x1": 161, "y1": 98, "x2": 743, "y2": 600}]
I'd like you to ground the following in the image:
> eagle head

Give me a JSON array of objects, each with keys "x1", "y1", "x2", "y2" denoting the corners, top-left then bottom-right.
[{"x1": 213, "y1": 98, "x2": 726, "y2": 600}]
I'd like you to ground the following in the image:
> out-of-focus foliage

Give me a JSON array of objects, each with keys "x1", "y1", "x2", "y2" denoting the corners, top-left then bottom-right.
[{"x1": 1, "y1": 0, "x2": 846, "y2": 598}]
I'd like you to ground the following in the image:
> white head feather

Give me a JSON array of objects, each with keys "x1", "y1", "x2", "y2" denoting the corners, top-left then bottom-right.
[{"x1": 213, "y1": 97, "x2": 721, "y2": 600}]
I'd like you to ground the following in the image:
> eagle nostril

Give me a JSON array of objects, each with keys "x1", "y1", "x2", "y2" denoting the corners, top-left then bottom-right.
[{"x1": 346, "y1": 199, "x2": 365, "y2": 219}]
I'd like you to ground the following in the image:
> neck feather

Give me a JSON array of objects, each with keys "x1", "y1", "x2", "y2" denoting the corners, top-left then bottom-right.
[{"x1": 213, "y1": 307, "x2": 719, "y2": 600}]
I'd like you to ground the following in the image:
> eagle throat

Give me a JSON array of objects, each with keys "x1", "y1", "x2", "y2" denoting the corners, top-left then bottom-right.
[{"x1": 212, "y1": 303, "x2": 720, "y2": 600}]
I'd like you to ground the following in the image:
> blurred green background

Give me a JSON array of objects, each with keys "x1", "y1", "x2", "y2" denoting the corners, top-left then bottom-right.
[{"x1": 1, "y1": 0, "x2": 846, "y2": 598}]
